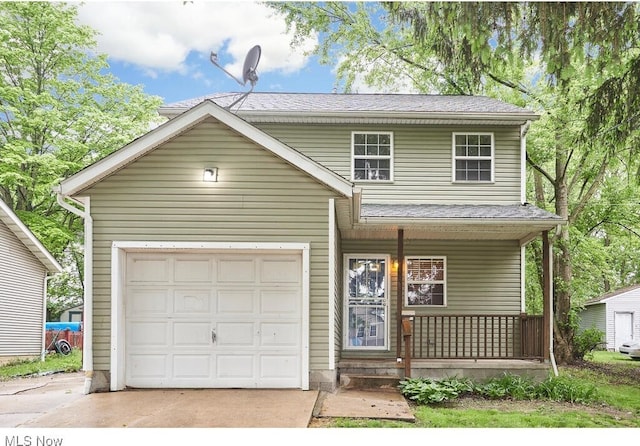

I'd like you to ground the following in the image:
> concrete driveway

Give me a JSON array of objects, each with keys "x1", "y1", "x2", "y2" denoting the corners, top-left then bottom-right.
[
  {"x1": 1, "y1": 371, "x2": 413, "y2": 429},
  {"x1": 0, "y1": 372, "x2": 319, "y2": 428}
]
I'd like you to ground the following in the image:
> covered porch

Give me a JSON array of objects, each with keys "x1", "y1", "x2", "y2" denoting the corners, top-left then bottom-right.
[{"x1": 335, "y1": 200, "x2": 565, "y2": 383}]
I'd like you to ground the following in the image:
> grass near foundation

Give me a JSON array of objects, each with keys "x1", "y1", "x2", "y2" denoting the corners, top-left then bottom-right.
[
  {"x1": 311, "y1": 351, "x2": 640, "y2": 428},
  {"x1": 0, "y1": 348, "x2": 82, "y2": 380}
]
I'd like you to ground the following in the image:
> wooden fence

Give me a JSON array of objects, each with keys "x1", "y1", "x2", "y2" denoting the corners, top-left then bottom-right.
[{"x1": 45, "y1": 329, "x2": 83, "y2": 351}]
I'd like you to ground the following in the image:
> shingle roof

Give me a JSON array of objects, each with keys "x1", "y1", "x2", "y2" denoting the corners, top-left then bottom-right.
[
  {"x1": 360, "y1": 203, "x2": 563, "y2": 221},
  {"x1": 0, "y1": 198, "x2": 62, "y2": 274},
  {"x1": 161, "y1": 92, "x2": 537, "y2": 117},
  {"x1": 583, "y1": 284, "x2": 640, "y2": 306}
]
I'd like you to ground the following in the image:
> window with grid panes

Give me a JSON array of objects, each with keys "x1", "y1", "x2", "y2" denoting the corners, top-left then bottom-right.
[
  {"x1": 352, "y1": 132, "x2": 393, "y2": 181},
  {"x1": 453, "y1": 133, "x2": 493, "y2": 182},
  {"x1": 405, "y1": 257, "x2": 446, "y2": 306}
]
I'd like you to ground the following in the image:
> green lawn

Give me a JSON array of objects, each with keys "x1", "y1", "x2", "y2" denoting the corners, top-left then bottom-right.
[
  {"x1": 315, "y1": 351, "x2": 640, "y2": 428},
  {"x1": 0, "y1": 348, "x2": 82, "y2": 380}
]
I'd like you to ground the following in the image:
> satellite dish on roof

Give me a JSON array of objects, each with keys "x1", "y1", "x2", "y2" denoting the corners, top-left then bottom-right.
[
  {"x1": 241, "y1": 45, "x2": 261, "y2": 86},
  {"x1": 210, "y1": 45, "x2": 261, "y2": 109}
]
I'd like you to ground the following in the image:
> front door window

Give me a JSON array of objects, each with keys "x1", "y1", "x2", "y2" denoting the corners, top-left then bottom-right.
[{"x1": 344, "y1": 255, "x2": 389, "y2": 350}]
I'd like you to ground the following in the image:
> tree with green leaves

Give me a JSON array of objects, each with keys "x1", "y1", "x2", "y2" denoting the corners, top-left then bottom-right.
[
  {"x1": 0, "y1": 2, "x2": 163, "y2": 318},
  {"x1": 269, "y1": 1, "x2": 640, "y2": 363}
]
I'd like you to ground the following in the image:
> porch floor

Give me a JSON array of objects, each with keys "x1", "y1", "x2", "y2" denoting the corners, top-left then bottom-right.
[{"x1": 338, "y1": 358, "x2": 553, "y2": 385}]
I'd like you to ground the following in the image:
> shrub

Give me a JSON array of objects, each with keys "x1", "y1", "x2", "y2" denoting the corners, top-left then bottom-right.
[
  {"x1": 399, "y1": 373, "x2": 598, "y2": 406},
  {"x1": 475, "y1": 373, "x2": 536, "y2": 400},
  {"x1": 573, "y1": 328, "x2": 605, "y2": 360},
  {"x1": 399, "y1": 376, "x2": 473, "y2": 405},
  {"x1": 534, "y1": 375, "x2": 598, "y2": 403}
]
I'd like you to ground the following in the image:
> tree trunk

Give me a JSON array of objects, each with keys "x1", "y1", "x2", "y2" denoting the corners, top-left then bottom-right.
[
  {"x1": 554, "y1": 224, "x2": 574, "y2": 363},
  {"x1": 553, "y1": 143, "x2": 574, "y2": 363}
]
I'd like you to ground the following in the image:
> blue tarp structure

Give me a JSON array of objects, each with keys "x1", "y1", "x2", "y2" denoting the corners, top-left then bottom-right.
[{"x1": 45, "y1": 321, "x2": 82, "y2": 332}]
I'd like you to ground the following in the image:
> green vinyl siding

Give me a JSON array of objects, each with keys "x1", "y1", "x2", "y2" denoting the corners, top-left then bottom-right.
[
  {"x1": 339, "y1": 239, "x2": 521, "y2": 358},
  {"x1": 81, "y1": 118, "x2": 339, "y2": 372},
  {"x1": 256, "y1": 123, "x2": 522, "y2": 205}
]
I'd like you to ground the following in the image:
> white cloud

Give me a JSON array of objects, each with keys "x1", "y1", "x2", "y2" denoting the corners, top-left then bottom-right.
[{"x1": 77, "y1": 1, "x2": 316, "y2": 79}]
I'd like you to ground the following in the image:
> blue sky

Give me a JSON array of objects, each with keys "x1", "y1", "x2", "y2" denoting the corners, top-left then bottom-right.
[{"x1": 76, "y1": 1, "x2": 343, "y2": 105}]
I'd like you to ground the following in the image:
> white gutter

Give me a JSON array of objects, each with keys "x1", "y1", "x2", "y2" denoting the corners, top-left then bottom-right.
[
  {"x1": 328, "y1": 199, "x2": 336, "y2": 371},
  {"x1": 56, "y1": 191, "x2": 94, "y2": 393},
  {"x1": 520, "y1": 121, "x2": 531, "y2": 204}
]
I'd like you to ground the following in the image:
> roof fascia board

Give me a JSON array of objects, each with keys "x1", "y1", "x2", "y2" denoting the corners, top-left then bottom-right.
[
  {"x1": 58, "y1": 104, "x2": 212, "y2": 196},
  {"x1": 59, "y1": 100, "x2": 353, "y2": 198},
  {"x1": 0, "y1": 199, "x2": 62, "y2": 273}
]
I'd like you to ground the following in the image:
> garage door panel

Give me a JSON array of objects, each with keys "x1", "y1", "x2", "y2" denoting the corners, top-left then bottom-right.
[
  {"x1": 128, "y1": 257, "x2": 171, "y2": 284},
  {"x1": 217, "y1": 289, "x2": 256, "y2": 313},
  {"x1": 130, "y1": 321, "x2": 169, "y2": 346},
  {"x1": 128, "y1": 289, "x2": 169, "y2": 316},
  {"x1": 217, "y1": 355, "x2": 254, "y2": 378},
  {"x1": 218, "y1": 258, "x2": 255, "y2": 282},
  {"x1": 260, "y1": 323, "x2": 300, "y2": 347},
  {"x1": 173, "y1": 355, "x2": 212, "y2": 378},
  {"x1": 261, "y1": 290, "x2": 300, "y2": 314},
  {"x1": 128, "y1": 354, "x2": 167, "y2": 379},
  {"x1": 216, "y1": 322, "x2": 255, "y2": 346},
  {"x1": 174, "y1": 258, "x2": 213, "y2": 283},
  {"x1": 173, "y1": 290, "x2": 213, "y2": 314},
  {"x1": 173, "y1": 322, "x2": 212, "y2": 346},
  {"x1": 261, "y1": 258, "x2": 301, "y2": 284},
  {"x1": 260, "y1": 355, "x2": 300, "y2": 379}
]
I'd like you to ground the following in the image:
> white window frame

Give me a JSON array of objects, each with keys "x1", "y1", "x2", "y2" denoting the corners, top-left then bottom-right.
[
  {"x1": 351, "y1": 131, "x2": 394, "y2": 182},
  {"x1": 452, "y1": 132, "x2": 494, "y2": 183},
  {"x1": 404, "y1": 256, "x2": 447, "y2": 307},
  {"x1": 343, "y1": 254, "x2": 390, "y2": 351}
]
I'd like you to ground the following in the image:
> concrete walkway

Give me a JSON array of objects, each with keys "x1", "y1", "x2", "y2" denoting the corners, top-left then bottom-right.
[{"x1": 0, "y1": 372, "x2": 413, "y2": 428}]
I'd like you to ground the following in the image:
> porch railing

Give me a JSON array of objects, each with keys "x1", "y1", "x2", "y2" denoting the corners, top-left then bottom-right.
[{"x1": 402, "y1": 314, "x2": 544, "y2": 361}]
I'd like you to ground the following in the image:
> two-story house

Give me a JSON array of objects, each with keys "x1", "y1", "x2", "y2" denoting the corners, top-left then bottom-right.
[{"x1": 55, "y1": 93, "x2": 565, "y2": 393}]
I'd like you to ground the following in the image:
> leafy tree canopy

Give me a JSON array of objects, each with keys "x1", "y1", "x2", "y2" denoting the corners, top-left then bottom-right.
[
  {"x1": 0, "y1": 2, "x2": 163, "y2": 314},
  {"x1": 270, "y1": 1, "x2": 640, "y2": 362},
  {"x1": 0, "y1": 1, "x2": 163, "y2": 255}
]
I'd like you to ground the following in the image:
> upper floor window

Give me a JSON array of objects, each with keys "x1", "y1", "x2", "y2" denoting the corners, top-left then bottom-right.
[
  {"x1": 452, "y1": 133, "x2": 494, "y2": 182},
  {"x1": 352, "y1": 132, "x2": 393, "y2": 181}
]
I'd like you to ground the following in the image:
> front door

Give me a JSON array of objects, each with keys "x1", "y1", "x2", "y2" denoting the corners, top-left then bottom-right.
[{"x1": 343, "y1": 255, "x2": 389, "y2": 350}]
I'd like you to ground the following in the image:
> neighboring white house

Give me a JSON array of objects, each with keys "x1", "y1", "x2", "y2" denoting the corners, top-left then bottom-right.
[
  {"x1": 0, "y1": 198, "x2": 62, "y2": 362},
  {"x1": 579, "y1": 284, "x2": 640, "y2": 351}
]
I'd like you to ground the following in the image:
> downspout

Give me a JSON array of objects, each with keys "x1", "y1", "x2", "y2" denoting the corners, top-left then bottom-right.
[
  {"x1": 56, "y1": 190, "x2": 94, "y2": 394},
  {"x1": 41, "y1": 274, "x2": 54, "y2": 361}
]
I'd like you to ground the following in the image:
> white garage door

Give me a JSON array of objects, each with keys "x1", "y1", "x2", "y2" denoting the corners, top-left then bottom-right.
[{"x1": 124, "y1": 251, "x2": 302, "y2": 388}]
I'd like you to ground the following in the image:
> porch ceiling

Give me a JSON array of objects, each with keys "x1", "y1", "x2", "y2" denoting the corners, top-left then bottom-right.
[{"x1": 335, "y1": 200, "x2": 565, "y2": 243}]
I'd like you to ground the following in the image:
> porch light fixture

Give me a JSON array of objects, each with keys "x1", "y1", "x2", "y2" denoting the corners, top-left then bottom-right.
[{"x1": 203, "y1": 167, "x2": 218, "y2": 182}]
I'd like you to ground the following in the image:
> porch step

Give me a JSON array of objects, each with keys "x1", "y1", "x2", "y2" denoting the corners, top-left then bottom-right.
[{"x1": 339, "y1": 374, "x2": 402, "y2": 390}]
